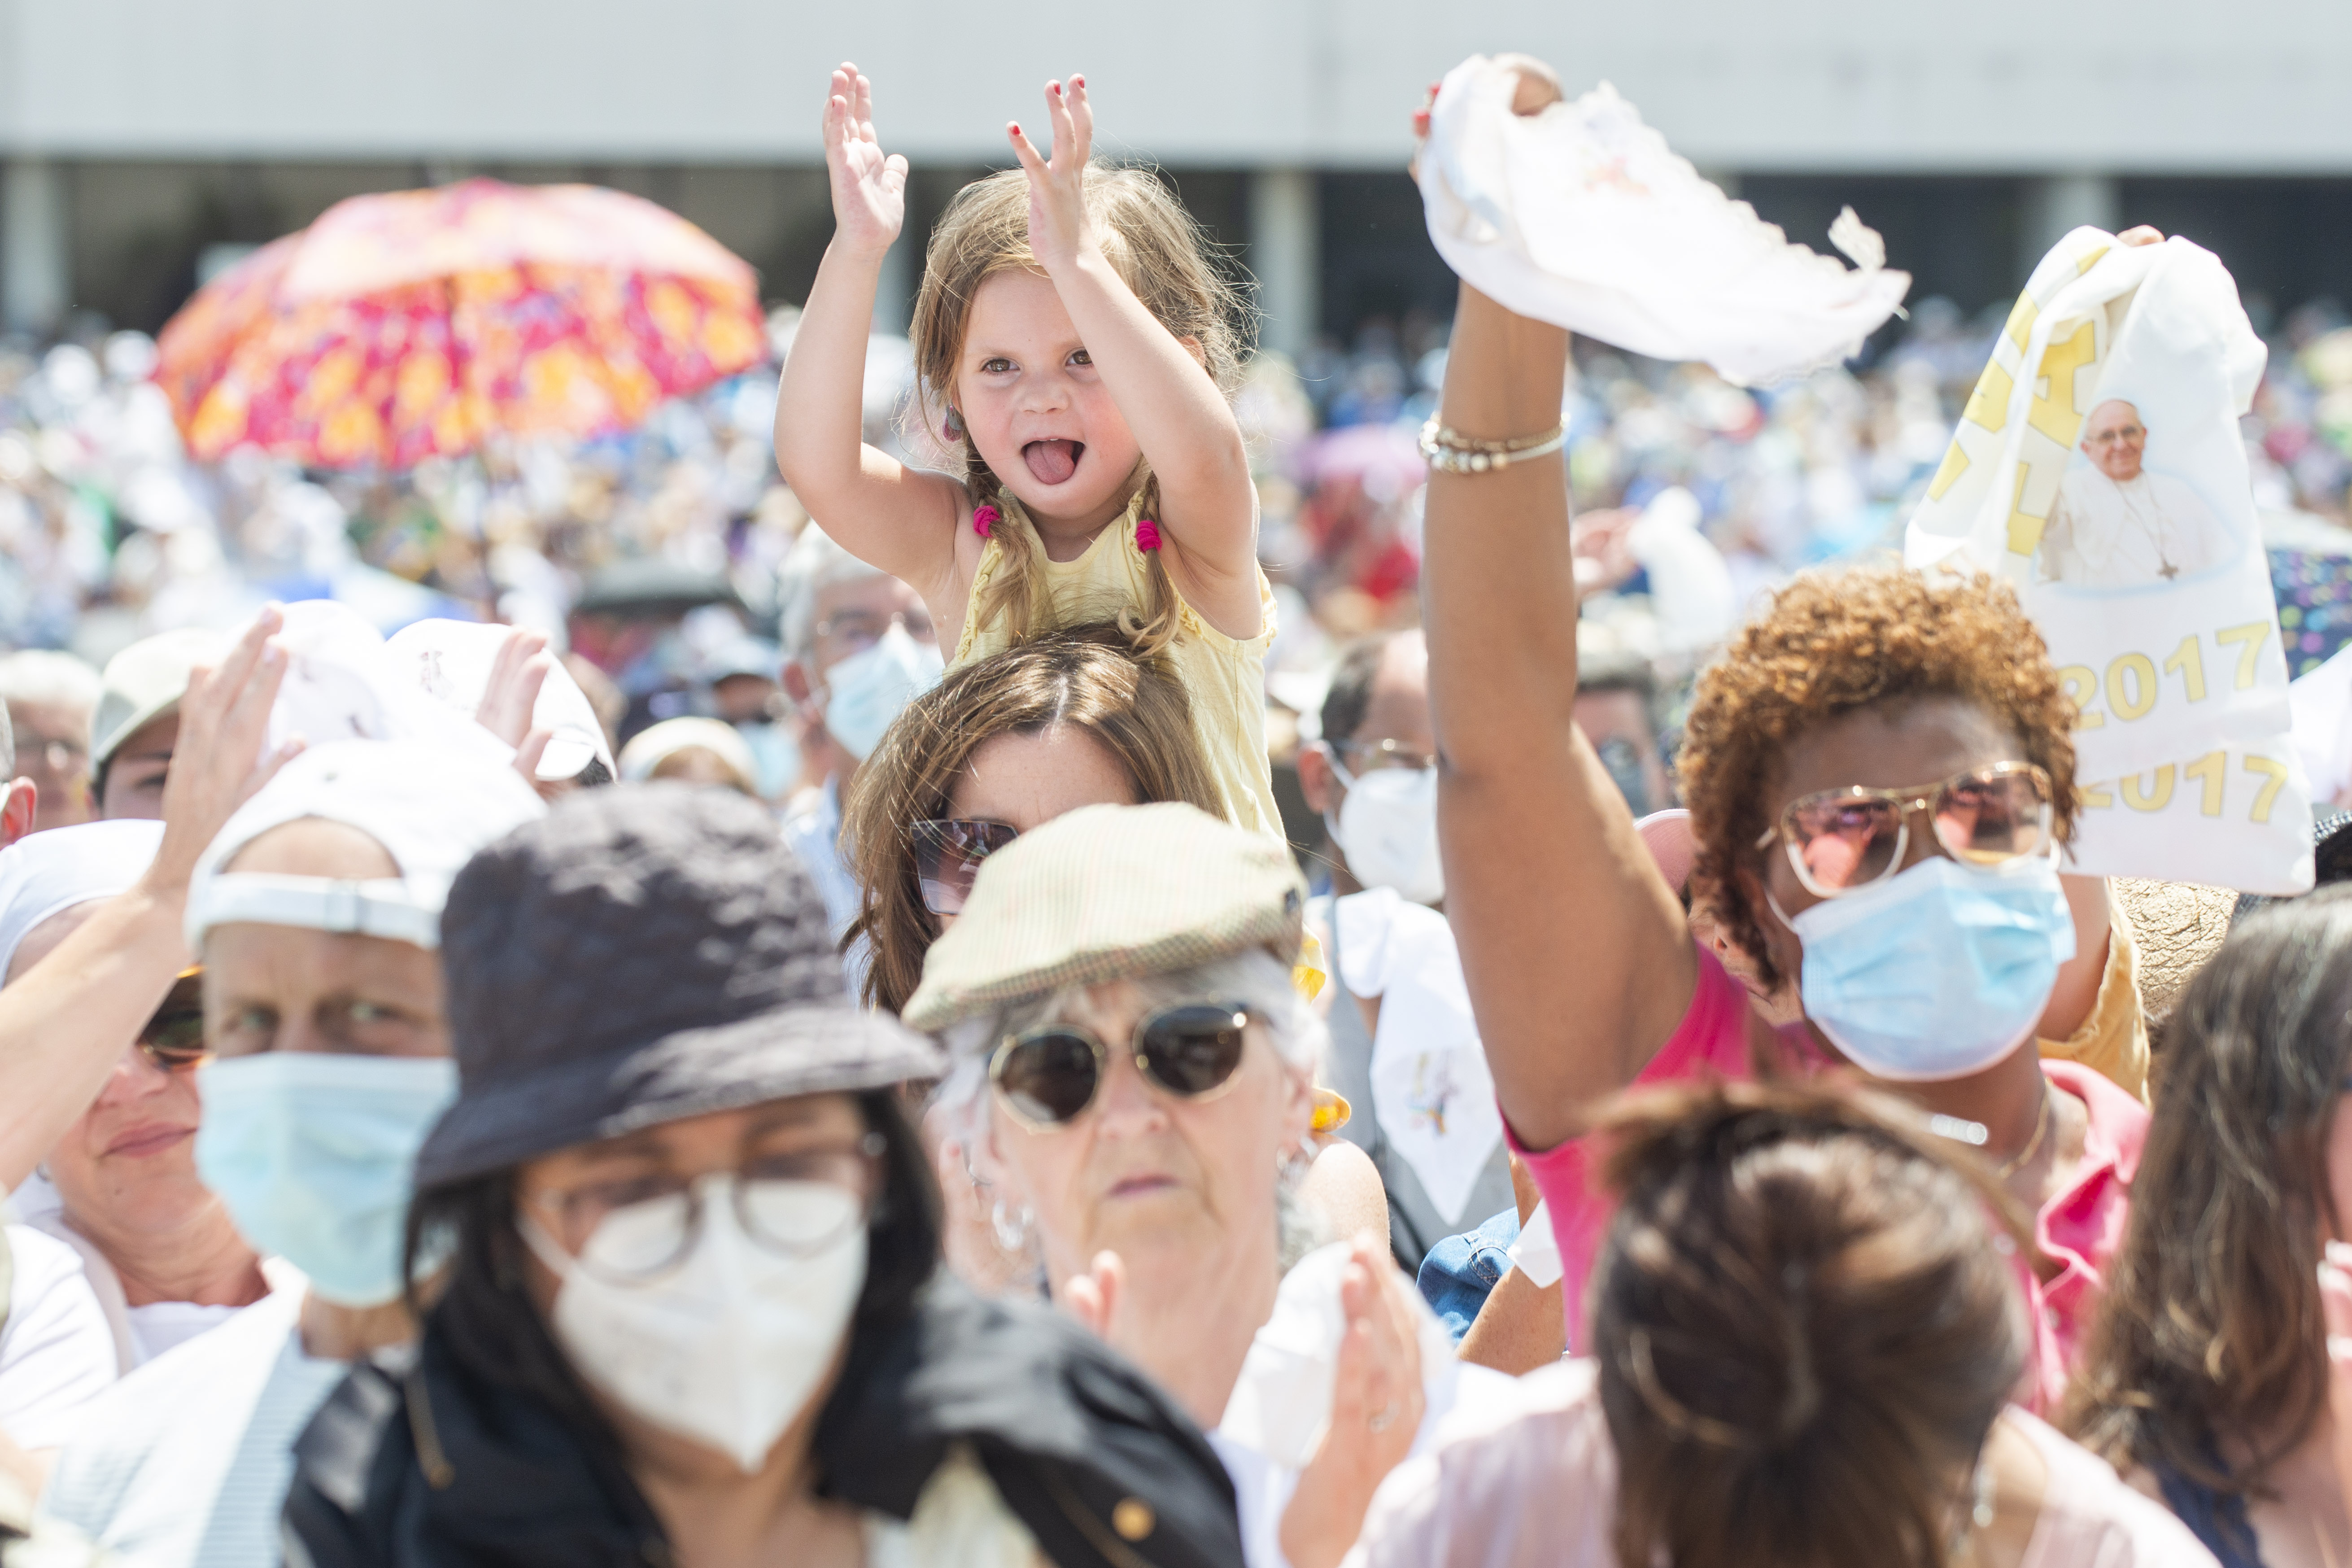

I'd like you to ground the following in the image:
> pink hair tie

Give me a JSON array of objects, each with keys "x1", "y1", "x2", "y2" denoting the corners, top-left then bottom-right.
[
  {"x1": 1135, "y1": 518, "x2": 1163, "y2": 552},
  {"x1": 972, "y1": 503, "x2": 1001, "y2": 539}
]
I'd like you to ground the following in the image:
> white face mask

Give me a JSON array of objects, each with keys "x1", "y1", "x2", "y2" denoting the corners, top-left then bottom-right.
[
  {"x1": 1327, "y1": 756, "x2": 1444, "y2": 905},
  {"x1": 521, "y1": 1178, "x2": 868, "y2": 1472},
  {"x1": 819, "y1": 625, "x2": 943, "y2": 762}
]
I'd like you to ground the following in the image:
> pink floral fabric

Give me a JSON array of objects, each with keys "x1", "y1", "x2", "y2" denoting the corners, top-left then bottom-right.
[{"x1": 155, "y1": 180, "x2": 766, "y2": 470}]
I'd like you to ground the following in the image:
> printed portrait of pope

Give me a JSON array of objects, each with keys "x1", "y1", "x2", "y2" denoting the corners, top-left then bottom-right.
[{"x1": 2038, "y1": 399, "x2": 2238, "y2": 588}]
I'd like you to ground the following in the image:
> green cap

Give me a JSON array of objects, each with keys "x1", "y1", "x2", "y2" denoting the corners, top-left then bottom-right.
[
  {"x1": 901, "y1": 802, "x2": 1306, "y2": 1031},
  {"x1": 91, "y1": 628, "x2": 230, "y2": 772}
]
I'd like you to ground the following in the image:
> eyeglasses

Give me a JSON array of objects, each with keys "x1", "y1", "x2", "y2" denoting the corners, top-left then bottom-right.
[
  {"x1": 1756, "y1": 762, "x2": 2054, "y2": 899},
  {"x1": 814, "y1": 608, "x2": 937, "y2": 657},
  {"x1": 1331, "y1": 738, "x2": 1435, "y2": 780},
  {"x1": 912, "y1": 818, "x2": 1019, "y2": 916},
  {"x1": 138, "y1": 969, "x2": 208, "y2": 1072},
  {"x1": 991, "y1": 1002, "x2": 1254, "y2": 1130},
  {"x1": 522, "y1": 1132, "x2": 885, "y2": 1284}
]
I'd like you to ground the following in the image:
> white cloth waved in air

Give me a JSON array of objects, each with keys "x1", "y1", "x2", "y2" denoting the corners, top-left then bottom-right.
[{"x1": 1416, "y1": 56, "x2": 1909, "y2": 386}]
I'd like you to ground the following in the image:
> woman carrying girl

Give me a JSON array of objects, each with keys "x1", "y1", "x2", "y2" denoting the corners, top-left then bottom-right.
[{"x1": 775, "y1": 64, "x2": 1279, "y2": 839}]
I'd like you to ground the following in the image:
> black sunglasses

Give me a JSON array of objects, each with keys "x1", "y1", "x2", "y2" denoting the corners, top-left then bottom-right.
[
  {"x1": 913, "y1": 818, "x2": 1020, "y2": 916},
  {"x1": 139, "y1": 969, "x2": 208, "y2": 1072},
  {"x1": 990, "y1": 1002, "x2": 1255, "y2": 1129}
]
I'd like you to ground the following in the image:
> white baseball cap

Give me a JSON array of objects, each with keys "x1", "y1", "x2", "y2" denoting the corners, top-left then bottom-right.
[
  {"x1": 91, "y1": 628, "x2": 231, "y2": 773},
  {"x1": 0, "y1": 820, "x2": 165, "y2": 981},
  {"x1": 187, "y1": 738, "x2": 545, "y2": 952}
]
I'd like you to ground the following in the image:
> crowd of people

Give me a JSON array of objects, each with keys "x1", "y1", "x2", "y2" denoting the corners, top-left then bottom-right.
[{"x1": 0, "y1": 49, "x2": 2343, "y2": 1568}]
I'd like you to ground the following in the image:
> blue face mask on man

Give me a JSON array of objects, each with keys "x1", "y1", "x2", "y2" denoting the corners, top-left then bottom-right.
[
  {"x1": 195, "y1": 1052, "x2": 460, "y2": 1306},
  {"x1": 820, "y1": 625, "x2": 943, "y2": 762},
  {"x1": 1777, "y1": 852, "x2": 2075, "y2": 1082}
]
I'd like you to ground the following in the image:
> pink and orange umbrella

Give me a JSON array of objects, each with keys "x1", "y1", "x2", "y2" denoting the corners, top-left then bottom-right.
[{"x1": 155, "y1": 179, "x2": 768, "y2": 470}]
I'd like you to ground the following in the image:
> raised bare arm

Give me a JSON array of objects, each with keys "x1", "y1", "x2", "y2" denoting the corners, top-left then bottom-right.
[
  {"x1": 1421, "y1": 69, "x2": 1696, "y2": 1150},
  {"x1": 772, "y1": 63, "x2": 964, "y2": 598},
  {"x1": 0, "y1": 609, "x2": 294, "y2": 1191},
  {"x1": 1008, "y1": 76, "x2": 1259, "y2": 637}
]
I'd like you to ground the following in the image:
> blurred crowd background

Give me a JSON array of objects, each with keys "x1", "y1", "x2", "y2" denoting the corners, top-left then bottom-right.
[{"x1": 11, "y1": 276, "x2": 2352, "y2": 854}]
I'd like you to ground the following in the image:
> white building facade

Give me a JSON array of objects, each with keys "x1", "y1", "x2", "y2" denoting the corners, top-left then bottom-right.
[{"x1": 5, "y1": 0, "x2": 2352, "y2": 344}]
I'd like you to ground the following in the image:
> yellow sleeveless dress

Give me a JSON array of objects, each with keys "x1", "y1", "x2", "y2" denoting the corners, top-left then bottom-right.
[{"x1": 952, "y1": 490, "x2": 1283, "y2": 842}]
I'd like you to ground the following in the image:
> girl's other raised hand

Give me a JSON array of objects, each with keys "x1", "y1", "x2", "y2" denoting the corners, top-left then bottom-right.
[
  {"x1": 822, "y1": 62, "x2": 908, "y2": 261},
  {"x1": 1008, "y1": 76, "x2": 1097, "y2": 275}
]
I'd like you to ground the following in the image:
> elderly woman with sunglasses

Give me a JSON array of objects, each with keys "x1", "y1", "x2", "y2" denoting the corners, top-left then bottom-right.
[
  {"x1": 0, "y1": 821, "x2": 280, "y2": 1377},
  {"x1": 1416, "y1": 57, "x2": 2154, "y2": 1411},
  {"x1": 844, "y1": 625, "x2": 1390, "y2": 1291},
  {"x1": 908, "y1": 802, "x2": 1505, "y2": 1568}
]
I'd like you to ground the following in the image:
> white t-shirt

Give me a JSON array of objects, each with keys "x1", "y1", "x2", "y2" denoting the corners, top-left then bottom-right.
[
  {"x1": 0, "y1": 1226, "x2": 116, "y2": 1450},
  {"x1": 1342, "y1": 1360, "x2": 2221, "y2": 1567},
  {"x1": 124, "y1": 1302, "x2": 244, "y2": 1366},
  {"x1": 39, "y1": 1288, "x2": 348, "y2": 1568}
]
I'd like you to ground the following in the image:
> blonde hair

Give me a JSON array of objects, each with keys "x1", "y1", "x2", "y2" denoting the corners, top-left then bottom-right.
[{"x1": 909, "y1": 166, "x2": 1251, "y2": 658}]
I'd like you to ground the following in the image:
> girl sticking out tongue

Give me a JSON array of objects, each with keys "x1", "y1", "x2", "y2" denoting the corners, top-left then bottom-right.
[{"x1": 775, "y1": 65, "x2": 1284, "y2": 842}]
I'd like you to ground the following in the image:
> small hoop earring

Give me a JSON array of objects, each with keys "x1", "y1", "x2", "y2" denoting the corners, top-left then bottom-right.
[
  {"x1": 943, "y1": 405, "x2": 966, "y2": 442},
  {"x1": 991, "y1": 1198, "x2": 1034, "y2": 1254}
]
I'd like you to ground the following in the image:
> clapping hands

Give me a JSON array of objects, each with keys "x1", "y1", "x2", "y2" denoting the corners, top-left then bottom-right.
[
  {"x1": 1008, "y1": 77, "x2": 1098, "y2": 275},
  {"x1": 822, "y1": 62, "x2": 908, "y2": 262},
  {"x1": 1280, "y1": 1233, "x2": 1427, "y2": 1568}
]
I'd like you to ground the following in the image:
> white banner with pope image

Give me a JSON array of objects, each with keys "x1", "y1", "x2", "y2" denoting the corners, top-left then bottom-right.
[{"x1": 1905, "y1": 229, "x2": 2313, "y2": 893}]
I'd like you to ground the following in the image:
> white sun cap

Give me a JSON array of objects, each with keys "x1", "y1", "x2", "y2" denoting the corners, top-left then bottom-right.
[{"x1": 186, "y1": 738, "x2": 545, "y2": 952}]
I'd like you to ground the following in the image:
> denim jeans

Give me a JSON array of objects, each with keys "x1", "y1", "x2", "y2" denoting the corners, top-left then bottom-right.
[{"x1": 1413, "y1": 1205, "x2": 1521, "y2": 1345}]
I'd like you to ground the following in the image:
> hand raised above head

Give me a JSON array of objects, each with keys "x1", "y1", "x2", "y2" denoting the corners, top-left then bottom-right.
[
  {"x1": 822, "y1": 61, "x2": 908, "y2": 262},
  {"x1": 1490, "y1": 53, "x2": 1564, "y2": 116},
  {"x1": 149, "y1": 605, "x2": 300, "y2": 891},
  {"x1": 1008, "y1": 75, "x2": 1098, "y2": 275},
  {"x1": 1409, "y1": 57, "x2": 1560, "y2": 164}
]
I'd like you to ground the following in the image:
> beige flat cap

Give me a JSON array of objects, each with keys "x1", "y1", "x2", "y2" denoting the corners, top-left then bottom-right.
[{"x1": 902, "y1": 802, "x2": 1305, "y2": 1031}]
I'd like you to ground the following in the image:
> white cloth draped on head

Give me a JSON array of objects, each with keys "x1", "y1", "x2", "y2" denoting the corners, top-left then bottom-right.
[
  {"x1": 185, "y1": 739, "x2": 545, "y2": 952},
  {"x1": 383, "y1": 618, "x2": 615, "y2": 782},
  {"x1": 1415, "y1": 56, "x2": 1909, "y2": 386},
  {"x1": 260, "y1": 602, "x2": 515, "y2": 769},
  {"x1": 0, "y1": 820, "x2": 166, "y2": 982}
]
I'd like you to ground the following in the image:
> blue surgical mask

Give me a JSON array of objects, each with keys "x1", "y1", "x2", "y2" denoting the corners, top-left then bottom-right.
[
  {"x1": 195, "y1": 1053, "x2": 459, "y2": 1306},
  {"x1": 1778, "y1": 853, "x2": 2075, "y2": 1082},
  {"x1": 820, "y1": 626, "x2": 943, "y2": 762}
]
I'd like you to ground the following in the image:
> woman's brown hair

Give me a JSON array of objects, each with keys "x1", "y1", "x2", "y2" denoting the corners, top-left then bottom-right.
[
  {"x1": 840, "y1": 623, "x2": 1224, "y2": 1013},
  {"x1": 1676, "y1": 564, "x2": 2082, "y2": 989},
  {"x1": 2065, "y1": 887, "x2": 2352, "y2": 1505},
  {"x1": 908, "y1": 166, "x2": 1250, "y2": 657},
  {"x1": 1592, "y1": 1079, "x2": 2030, "y2": 1568}
]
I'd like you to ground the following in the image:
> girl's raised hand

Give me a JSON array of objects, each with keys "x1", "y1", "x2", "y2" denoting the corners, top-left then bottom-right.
[
  {"x1": 822, "y1": 62, "x2": 907, "y2": 261},
  {"x1": 1008, "y1": 76, "x2": 1096, "y2": 274}
]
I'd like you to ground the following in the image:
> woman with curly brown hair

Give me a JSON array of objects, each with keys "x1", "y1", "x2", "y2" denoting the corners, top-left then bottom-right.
[
  {"x1": 1418, "y1": 58, "x2": 2153, "y2": 1412},
  {"x1": 2065, "y1": 889, "x2": 2352, "y2": 1567}
]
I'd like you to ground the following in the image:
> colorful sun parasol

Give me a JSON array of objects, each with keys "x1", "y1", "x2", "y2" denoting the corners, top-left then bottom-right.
[{"x1": 154, "y1": 179, "x2": 768, "y2": 470}]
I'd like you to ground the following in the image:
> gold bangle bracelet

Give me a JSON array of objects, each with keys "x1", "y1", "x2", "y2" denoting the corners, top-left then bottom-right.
[
  {"x1": 1419, "y1": 417, "x2": 1566, "y2": 455},
  {"x1": 1418, "y1": 418, "x2": 1567, "y2": 475}
]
